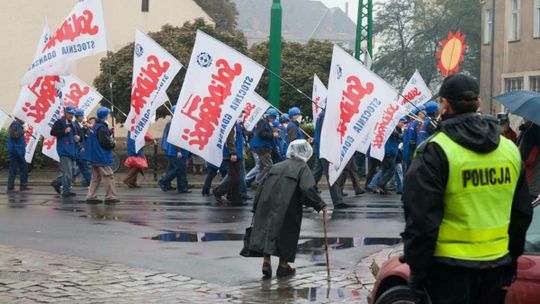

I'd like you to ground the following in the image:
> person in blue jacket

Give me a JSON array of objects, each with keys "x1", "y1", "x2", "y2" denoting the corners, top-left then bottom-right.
[
  {"x1": 372, "y1": 126, "x2": 401, "y2": 194},
  {"x1": 159, "y1": 138, "x2": 191, "y2": 194},
  {"x1": 72, "y1": 109, "x2": 91, "y2": 187},
  {"x1": 272, "y1": 120, "x2": 285, "y2": 163},
  {"x1": 159, "y1": 106, "x2": 180, "y2": 192},
  {"x1": 213, "y1": 121, "x2": 244, "y2": 206},
  {"x1": 50, "y1": 105, "x2": 78, "y2": 197},
  {"x1": 6, "y1": 118, "x2": 30, "y2": 193},
  {"x1": 277, "y1": 114, "x2": 290, "y2": 159},
  {"x1": 249, "y1": 108, "x2": 279, "y2": 187},
  {"x1": 402, "y1": 117, "x2": 420, "y2": 172},
  {"x1": 416, "y1": 101, "x2": 440, "y2": 146},
  {"x1": 286, "y1": 107, "x2": 304, "y2": 145},
  {"x1": 86, "y1": 107, "x2": 118, "y2": 203}
]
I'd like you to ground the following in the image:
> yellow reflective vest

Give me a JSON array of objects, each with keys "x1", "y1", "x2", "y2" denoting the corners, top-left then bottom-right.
[{"x1": 430, "y1": 132, "x2": 521, "y2": 261}]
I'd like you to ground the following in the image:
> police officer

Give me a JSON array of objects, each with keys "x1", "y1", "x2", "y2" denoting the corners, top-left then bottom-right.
[
  {"x1": 6, "y1": 117, "x2": 30, "y2": 193},
  {"x1": 403, "y1": 74, "x2": 532, "y2": 303},
  {"x1": 249, "y1": 108, "x2": 279, "y2": 187},
  {"x1": 286, "y1": 107, "x2": 304, "y2": 145},
  {"x1": 50, "y1": 106, "x2": 78, "y2": 197},
  {"x1": 86, "y1": 107, "x2": 119, "y2": 203}
]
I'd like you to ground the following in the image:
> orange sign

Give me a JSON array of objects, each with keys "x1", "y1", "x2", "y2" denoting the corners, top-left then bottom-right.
[{"x1": 437, "y1": 30, "x2": 467, "y2": 77}]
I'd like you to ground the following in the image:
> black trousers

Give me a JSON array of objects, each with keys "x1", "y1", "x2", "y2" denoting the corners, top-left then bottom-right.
[
  {"x1": 425, "y1": 263, "x2": 507, "y2": 304},
  {"x1": 213, "y1": 160, "x2": 241, "y2": 205}
]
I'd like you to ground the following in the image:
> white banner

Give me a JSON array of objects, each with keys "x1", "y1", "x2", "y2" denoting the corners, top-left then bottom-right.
[
  {"x1": 126, "y1": 29, "x2": 182, "y2": 153},
  {"x1": 320, "y1": 45, "x2": 398, "y2": 185},
  {"x1": 399, "y1": 70, "x2": 433, "y2": 115},
  {"x1": 22, "y1": 22, "x2": 71, "y2": 85},
  {"x1": 242, "y1": 93, "x2": 271, "y2": 132},
  {"x1": 24, "y1": 126, "x2": 40, "y2": 164},
  {"x1": 368, "y1": 71, "x2": 433, "y2": 161},
  {"x1": 60, "y1": 75, "x2": 103, "y2": 117},
  {"x1": 312, "y1": 74, "x2": 327, "y2": 123},
  {"x1": 42, "y1": 137, "x2": 59, "y2": 162},
  {"x1": 13, "y1": 76, "x2": 63, "y2": 140},
  {"x1": 168, "y1": 31, "x2": 264, "y2": 167},
  {"x1": 22, "y1": 0, "x2": 107, "y2": 84}
]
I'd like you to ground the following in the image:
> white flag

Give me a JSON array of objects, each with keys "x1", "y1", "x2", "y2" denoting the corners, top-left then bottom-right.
[
  {"x1": 24, "y1": 126, "x2": 40, "y2": 164},
  {"x1": 399, "y1": 70, "x2": 433, "y2": 115},
  {"x1": 126, "y1": 29, "x2": 182, "y2": 153},
  {"x1": 42, "y1": 137, "x2": 59, "y2": 162},
  {"x1": 22, "y1": 0, "x2": 107, "y2": 84},
  {"x1": 168, "y1": 31, "x2": 264, "y2": 167},
  {"x1": 320, "y1": 45, "x2": 398, "y2": 185},
  {"x1": 312, "y1": 74, "x2": 327, "y2": 122},
  {"x1": 21, "y1": 22, "x2": 71, "y2": 85},
  {"x1": 13, "y1": 76, "x2": 63, "y2": 139},
  {"x1": 242, "y1": 93, "x2": 271, "y2": 132},
  {"x1": 59, "y1": 75, "x2": 103, "y2": 117},
  {"x1": 368, "y1": 71, "x2": 433, "y2": 161},
  {"x1": 0, "y1": 109, "x2": 9, "y2": 129}
]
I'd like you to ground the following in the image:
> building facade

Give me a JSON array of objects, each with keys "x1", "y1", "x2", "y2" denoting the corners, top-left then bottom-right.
[
  {"x1": 481, "y1": 0, "x2": 540, "y2": 114},
  {"x1": 0, "y1": 0, "x2": 211, "y2": 128}
]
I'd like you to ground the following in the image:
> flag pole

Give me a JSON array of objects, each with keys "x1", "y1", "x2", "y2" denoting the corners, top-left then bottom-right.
[{"x1": 106, "y1": 51, "x2": 116, "y2": 128}]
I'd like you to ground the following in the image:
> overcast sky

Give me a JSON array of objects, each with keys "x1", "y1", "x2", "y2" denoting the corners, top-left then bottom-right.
[{"x1": 320, "y1": 0, "x2": 386, "y2": 23}]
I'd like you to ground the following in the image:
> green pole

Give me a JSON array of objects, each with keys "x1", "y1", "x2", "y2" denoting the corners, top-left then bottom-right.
[
  {"x1": 354, "y1": 0, "x2": 373, "y2": 61},
  {"x1": 268, "y1": 0, "x2": 282, "y2": 108}
]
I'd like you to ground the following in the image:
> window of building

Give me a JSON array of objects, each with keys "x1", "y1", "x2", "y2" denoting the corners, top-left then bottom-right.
[
  {"x1": 504, "y1": 77, "x2": 524, "y2": 92},
  {"x1": 142, "y1": 0, "x2": 149, "y2": 12},
  {"x1": 509, "y1": 0, "x2": 521, "y2": 41},
  {"x1": 535, "y1": 0, "x2": 540, "y2": 37},
  {"x1": 485, "y1": 9, "x2": 493, "y2": 44},
  {"x1": 530, "y1": 76, "x2": 540, "y2": 92}
]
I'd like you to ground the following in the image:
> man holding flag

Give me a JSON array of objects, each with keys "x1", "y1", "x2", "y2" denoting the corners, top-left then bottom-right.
[
  {"x1": 50, "y1": 106, "x2": 78, "y2": 197},
  {"x1": 7, "y1": 118, "x2": 30, "y2": 193}
]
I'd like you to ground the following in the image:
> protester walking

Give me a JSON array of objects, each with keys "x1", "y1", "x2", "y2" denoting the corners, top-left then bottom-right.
[
  {"x1": 50, "y1": 106, "x2": 78, "y2": 197},
  {"x1": 518, "y1": 120, "x2": 540, "y2": 201},
  {"x1": 73, "y1": 109, "x2": 91, "y2": 187},
  {"x1": 202, "y1": 162, "x2": 227, "y2": 196},
  {"x1": 159, "y1": 140, "x2": 191, "y2": 194},
  {"x1": 242, "y1": 140, "x2": 327, "y2": 278},
  {"x1": 6, "y1": 118, "x2": 30, "y2": 193},
  {"x1": 249, "y1": 108, "x2": 279, "y2": 188},
  {"x1": 312, "y1": 109, "x2": 325, "y2": 188},
  {"x1": 213, "y1": 121, "x2": 244, "y2": 206},
  {"x1": 123, "y1": 131, "x2": 153, "y2": 188},
  {"x1": 498, "y1": 113, "x2": 517, "y2": 143},
  {"x1": 286, "y1": 107, "x2": 304, "y2": 145},
  {"x1": 403, "y1": 74, "x2": 532, "y2": 303},
  {"x1": 86, "y1": 107, "x2": 119, "y2": 203}
]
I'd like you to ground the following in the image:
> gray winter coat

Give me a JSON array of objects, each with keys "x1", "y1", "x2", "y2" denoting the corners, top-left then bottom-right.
[{"x1": 247, "y1": 159, "x2": 325, "y2": 262}]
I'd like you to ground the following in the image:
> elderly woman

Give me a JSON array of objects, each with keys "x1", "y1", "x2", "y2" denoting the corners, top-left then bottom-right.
[{"x1": 244, "y1": 139, "x2": 327, "y2": 278}]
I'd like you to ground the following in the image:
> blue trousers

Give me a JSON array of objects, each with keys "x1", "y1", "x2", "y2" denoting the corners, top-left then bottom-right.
[
  {"x1": 74, "y1": 159, "x2": 91, "y2": 186},
  {"x1": 7, "y1": 152, "x2": 28, "y2": 190},
  {"x1": 160, "y1": 157, "x2": 188, "y2": 192}
]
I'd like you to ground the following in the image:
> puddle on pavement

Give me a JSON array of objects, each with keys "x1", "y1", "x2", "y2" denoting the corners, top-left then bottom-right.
[
  {"x1": 213, "y1": 286, "x2": 363, "y2": 302},
  {"x1": 144, "y1": 231, "x2": 401, "y2": 255}
]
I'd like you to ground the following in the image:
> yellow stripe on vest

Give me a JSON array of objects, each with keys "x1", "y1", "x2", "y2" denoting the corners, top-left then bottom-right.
[{"x1": 438, "y1": 225, "x2": 510, "y2": 243}]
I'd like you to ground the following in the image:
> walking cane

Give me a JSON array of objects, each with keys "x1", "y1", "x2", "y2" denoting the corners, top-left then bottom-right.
[{"x1": 322, "y1": 209, "x2": 331, "y2": 281}]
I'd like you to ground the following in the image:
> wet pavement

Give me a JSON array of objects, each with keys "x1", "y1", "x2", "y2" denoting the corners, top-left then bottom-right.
[{"x1": 0, "y1": 185, "x2": 405, "y2": 303}]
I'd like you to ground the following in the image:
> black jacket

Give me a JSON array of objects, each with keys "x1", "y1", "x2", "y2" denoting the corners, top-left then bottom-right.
[
  {"x1": 402, "y1": 113, "x2": 533, "y2": 272},
  {"x1": 97, "y1": 122, "x2": 115, "y2": 150},
  {"x1": 247, "y1": 159, "x2": 326, "y2": 262}
]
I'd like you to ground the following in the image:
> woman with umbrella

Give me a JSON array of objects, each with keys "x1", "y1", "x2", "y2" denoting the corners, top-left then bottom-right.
[{"x1": 243, "y1": 139, "x2": 327, "y2": 278}]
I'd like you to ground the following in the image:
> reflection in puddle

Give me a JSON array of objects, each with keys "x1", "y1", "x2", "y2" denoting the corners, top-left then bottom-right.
[{"x1": 144, "y1": 231, "x2": 401, "y2": 256}]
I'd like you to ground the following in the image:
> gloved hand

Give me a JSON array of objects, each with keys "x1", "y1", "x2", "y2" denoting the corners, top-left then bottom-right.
[
  {"x1": 409, "y1": 270, "x2": 428, "y2": 302},
  {"x1": 502, "y1": 261, "x2": 517, "y2": 287}
]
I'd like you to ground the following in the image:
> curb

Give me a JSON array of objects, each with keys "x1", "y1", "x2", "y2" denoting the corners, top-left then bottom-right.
[{"x1": 354, "y1": 244, "x2": 403, "y2": 291}]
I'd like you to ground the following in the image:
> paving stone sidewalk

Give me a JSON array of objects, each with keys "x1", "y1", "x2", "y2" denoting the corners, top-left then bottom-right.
[{"x1": 0, "y1": 245, "x2": 370, "y2": 303}]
